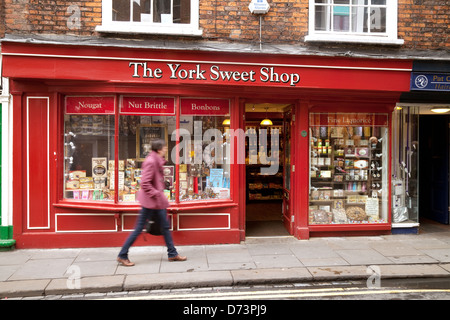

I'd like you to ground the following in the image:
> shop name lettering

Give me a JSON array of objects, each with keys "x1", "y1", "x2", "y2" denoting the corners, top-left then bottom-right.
[{"x1": 129, "y1": 62, "x2": 301, "y2": 87}]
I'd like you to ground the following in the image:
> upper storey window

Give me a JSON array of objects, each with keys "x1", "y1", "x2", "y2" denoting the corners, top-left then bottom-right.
[
  {"x1": 96, "y1": 0, "x2": 202, "y2": 36},
  {"x1": 306, "y1": 0, "x2": 403, "y2": 45}
]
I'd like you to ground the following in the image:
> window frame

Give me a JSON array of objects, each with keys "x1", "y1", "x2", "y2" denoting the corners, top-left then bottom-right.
[
  {"x1": 95, "y1": 0, "x2": 202, "y2": 36},
  {"x1": 305, "y1": 0, "x2": 404, "y2": 45}
]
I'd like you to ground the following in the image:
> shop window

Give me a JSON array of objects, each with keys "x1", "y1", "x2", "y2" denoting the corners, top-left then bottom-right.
[
  {"x1": 64, "y1": 96, "x2": 116, "y2": 201},
  {"x1": 309, "y1": 113, "x2": 389, "y2": 225},
  {"x1": 305, "y1": 0, "x2": 404, "y2": 45},
  {"x1": 96, "y1": 0, "x2": 202, "y2": 36},
  {"x1": 178, "y1": 98, "x2": 231, "y2": 201},
  {"x1": 63, "y1": 95, "x2": 231, "y2": 204}
]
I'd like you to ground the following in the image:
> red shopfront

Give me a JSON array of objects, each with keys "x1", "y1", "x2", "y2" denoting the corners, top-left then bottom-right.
[{"x1": 1, "y1": 40, "x2": 412, "y2": 248}]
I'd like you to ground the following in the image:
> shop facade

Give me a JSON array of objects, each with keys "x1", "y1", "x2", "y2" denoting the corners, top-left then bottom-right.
[
  {"x1": 1, "y1": 40, "x2": 412, "y2": 248},
  {"x1": 390, "y1": 60, "x2": 450, "y2": 233}
]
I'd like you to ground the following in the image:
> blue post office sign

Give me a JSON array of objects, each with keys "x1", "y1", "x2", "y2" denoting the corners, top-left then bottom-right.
[{"x1": 411, "y1": 72, "x2": 450, "y2": 91}]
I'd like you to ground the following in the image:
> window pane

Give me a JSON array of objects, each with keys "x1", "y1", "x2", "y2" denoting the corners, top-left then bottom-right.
[
  {"x1": 178, "y1": 114, "x2": 231, "y2": 201},
  {"x1": 113, "y1": 0, "x2": 130, "y2": 21},
  {"x1": 371, "y1": 0, "x2": 386, "y2": 5},
  {"x1": 351, "y1": 6, "x2": 366, "y2": 32},
  {"x1": 133, "y1": 0, "x2": 151, "y2": 22},
  {"x1": 315, "y1": 5, "x2": 329, "y2": 31},
  {"x1": 153, "y1": 0, "x2": 171, "y2": 23},
  {"x1": 334, "y1": 0, "x2": 349, "y2": 4},
  {"x1": 118, "y1": 115, "x2": 176, "y2": 202},
  {"x1": 64, "y1": 114, "x2": 115, "y2": 201},
  {"x1": 370, "y1": 7, "x2": 386, "y2": 32},
  {"x1": 333, "y1": 5, "x2": 350, "y2": 32},
  {"x1": 173, "y1": 0, "x2": 191, "y2": 24}
]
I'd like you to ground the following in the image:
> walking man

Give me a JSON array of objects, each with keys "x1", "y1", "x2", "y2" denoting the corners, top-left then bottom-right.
[{"x1": 117, "y1": 139, "x2": 186, "y2": 266}]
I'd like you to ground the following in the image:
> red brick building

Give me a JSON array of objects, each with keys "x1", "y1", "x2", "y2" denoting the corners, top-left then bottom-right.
[{"x1": 0, "y1": 0, "x2": 449, "y2": 248}]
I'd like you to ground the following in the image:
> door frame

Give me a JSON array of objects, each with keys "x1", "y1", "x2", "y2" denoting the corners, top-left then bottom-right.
[
  {"x1": 238, "y1": 99, "x2": 298, "y2": 238},
  {"x1": 282, "y1": 105, "x2": 295, "y2": 234}
]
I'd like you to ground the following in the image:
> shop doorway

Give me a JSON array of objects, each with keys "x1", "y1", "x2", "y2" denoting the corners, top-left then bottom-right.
[
  {"x1": 393, "y1": 105, "x2": 450, "y2": 227},
  {"x1": 419, "y1": 114, "x2": 450, "y2": 225},
  {"x1": 244, "y1": 103, "x2": 293, "y2": 237}
]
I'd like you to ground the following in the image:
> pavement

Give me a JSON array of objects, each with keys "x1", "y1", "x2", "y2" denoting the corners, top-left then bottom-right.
[{"x1": 1, "y1": 220, "x2": 450, "y2": 299}]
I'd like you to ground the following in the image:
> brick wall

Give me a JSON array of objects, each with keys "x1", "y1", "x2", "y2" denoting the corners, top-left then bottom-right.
[
  {"x1": 0, "y1": 0, "x2": 448, "y2": 51},
  {"x1": 200, "y1": 0, "x2": 308, "y2": 43},
  {"x1": 2, "y1": 0, "x2": 101, "y2": 36},
  {"x1": 398, "y1": 0, "x2": 449, "y2": 50}
]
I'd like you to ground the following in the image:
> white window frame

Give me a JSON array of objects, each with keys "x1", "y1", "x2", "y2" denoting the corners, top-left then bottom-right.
[
  {"x1": 95, "y1": 0, "x2": 202, "y2": 36},
  {"x1": 305, "y1": 0, "x2": 403, "y2": 45}
]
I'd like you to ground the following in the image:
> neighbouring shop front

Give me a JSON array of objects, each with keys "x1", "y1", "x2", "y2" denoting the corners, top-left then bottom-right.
[
  {"x1": 1, "y1": 39, "x2": 412, "y2": 248},
  {"x1": 390, "y1": 60, "x2": 450, "y2": 233}
]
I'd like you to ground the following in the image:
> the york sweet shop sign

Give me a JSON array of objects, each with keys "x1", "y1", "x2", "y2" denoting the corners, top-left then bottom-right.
[{"x1": 128, "y1": 61, "x2": 301, "y2": 87}]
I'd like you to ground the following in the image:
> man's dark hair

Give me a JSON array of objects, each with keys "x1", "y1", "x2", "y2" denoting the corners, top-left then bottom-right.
[{"x1": 151, "y1": 139, "x2": 166, "y2": 152}]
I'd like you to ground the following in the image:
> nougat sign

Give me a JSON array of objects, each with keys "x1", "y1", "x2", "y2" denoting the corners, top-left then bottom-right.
[{"x1": 129, "y1": 62, "x2": 301, "y2": 87}]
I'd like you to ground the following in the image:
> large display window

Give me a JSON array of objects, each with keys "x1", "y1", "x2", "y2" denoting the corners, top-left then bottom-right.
[
  {"x1": 309, "y1": 113, "x2": 389, "y2": 225},
  {"x1": 63, "y1": 95, "x2": 231, "y2": 204}
]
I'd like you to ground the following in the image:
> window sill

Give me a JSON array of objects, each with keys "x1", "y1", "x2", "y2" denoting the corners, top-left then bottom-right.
[
  {"x1": 95, "y1": 24, "x2": 203, "y2": 37},
  {"x1": 305, "y1": 34, "x2": 404, "y2": 46},
  {"x1": 54, "y1": 199, "x2": 237, "y2": 212}
]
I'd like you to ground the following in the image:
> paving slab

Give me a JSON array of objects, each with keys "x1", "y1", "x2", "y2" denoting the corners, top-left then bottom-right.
[
  {"x1": 290, "y1": 245, "x2": 340, "y2": 260},
  {"x1": 335, "y1": 249, "x2": 392, "y2": 265},
  {"x1": 73, "y1": 260, "x2": 119, "y2": 277},
  {"x1": 45, "y1": 275, "x2": 125, "y2": 296},
  {"x1": 124, "y1": 270, "x2": 233, "y2": 291},
  {"x1": 0, "y1": 265, "x2": 20, "y2": 281},
  {"x1": 370, "y1": 242, "x2": 423, "y2": 257},
  {"x1": 386, "y1": 255, "x2": 438, "y2": 264},
  {"x1": 252, "y1": 254, "x2": 303, "y2": 269},
  {"x1": 378, "y1": 264, "x2": 450, "y2": 278},
  {"x1": 440, "y1": 263, "x2": 450, "y2": 273},
  {"x1": 299, "y1": 257, "x2": 350, "y2": 267},
  {"x1": 231, "y1": 267, "x2": 313, "y2": 285},
  {"x1": 0, "y1": 279, "x2": 50, "y2": 298},
  {"x1": 8, "y1": 258, "x2": 74, "y2": 281},
  {"x1": 308, "y1": 266, "x2": 369, "y2": 281},
  {"x1": 420, "y1": 248, "x2": 450, "y2": 263}
]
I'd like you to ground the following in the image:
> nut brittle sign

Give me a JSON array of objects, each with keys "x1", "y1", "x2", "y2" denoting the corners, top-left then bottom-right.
[
  {"x1": 120, "y1": 96, "x2": 176, "y2": 115},
  {"x1": 129, "y1": 62, "x2": 301, "y2": 87}
]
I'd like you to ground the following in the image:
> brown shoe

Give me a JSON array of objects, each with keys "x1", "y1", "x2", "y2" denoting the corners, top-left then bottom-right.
[
  {"x1": 168, "y1": 255, "x2": 187, "y2": 262},
  {"x1": 117, "y1": 257, "x2": 135, "y2": 267}
]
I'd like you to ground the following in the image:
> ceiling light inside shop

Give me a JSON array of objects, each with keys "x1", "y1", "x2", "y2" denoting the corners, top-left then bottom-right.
[
  {"x1": 431, "y1": 107, "x2": 450, "y2": 113},
  {"x1": 260, "y1": 107, "x2": 273, "y2": 126},
  {"x1": 260, "y1": 118, "x2": 273, "y2": 126}
]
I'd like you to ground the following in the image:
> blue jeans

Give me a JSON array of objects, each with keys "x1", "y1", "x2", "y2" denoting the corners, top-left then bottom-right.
[{"x1": 118, "y1": 207, "x2": 178, "y2": 259}]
